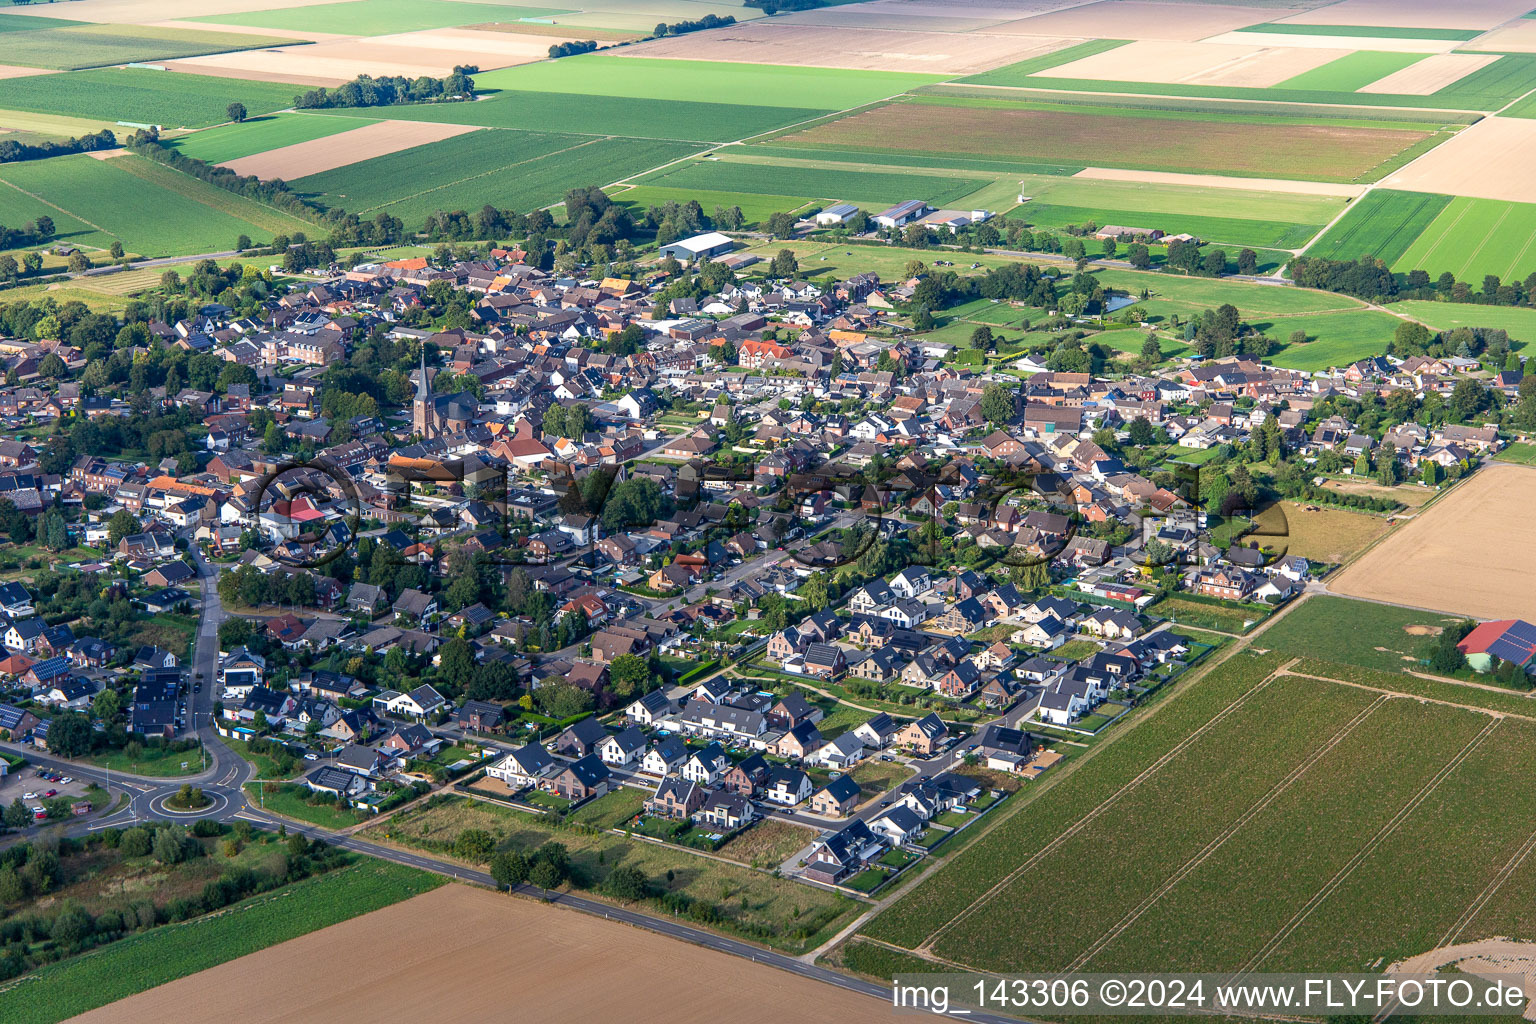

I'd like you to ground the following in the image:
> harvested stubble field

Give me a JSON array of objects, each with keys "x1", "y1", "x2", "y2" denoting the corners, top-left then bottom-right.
[
  {"x1": 861, "y1": 643, "x2": 1536, "y2": 980},
  {"x1": 782, "y1": 101, "x2": 1437, "y2": 182},
  {"x1": 617, "y1": 21, "x2": 1075, "y2": 75},
  {"x1": 1383, "y1": 116, "x2": 1536, "y2": 204},
  {"x1": 1330, "y1": 463, "x2": 1536, "y2": 622},
  {"x1": 222, "y1": 119, "x2": 480, "y2": 179},
  {"x1": 638, "y1": 157, "x2": 986, "y2": 209},
  {"x1": 74, "y1": 884, "x2": 896, "y2": 1024},
  {"x1": 1271, "y1": 0, "x2": 1533, "y2": 29},
  {"x1": 0, "y1": 23, "x2": 303, "y2": 71},
  {"x1": 991, "y1": 0, "x2": 1269, "y2": 40},
  {"x1": 1358, "y1": 52, "x2": 1499, "y2": 94},
  {"x1": 1040, "y1": 39, "x2": 1354, "y2": 89},
  {"x1": 193, "y1": 0, "x2": 570, "y2": 35}
]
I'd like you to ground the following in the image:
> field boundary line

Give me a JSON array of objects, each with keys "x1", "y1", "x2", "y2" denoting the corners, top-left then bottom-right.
[
  {"x1": 0, "y1": 174, "x2": 117, "y2": 240},
  {"x1": 918, "y1": 656, "x2": 1296, "y2": 955},
  {"x1": 1065, "y1": 693, "x2": 1391, "y2": 972},
  {"x1": 1238, "y1": 714, "x2": 1502, "y2": 974},
  {"x1": 351, "y1": 135, "x2": 617, "y2": 215},
  {"x1": 1282, "y1": 666, "x2": 1536, "y2": 722},
  {"x1": 1438, "y1": 827, "x2": 1536, "y2": 949}
]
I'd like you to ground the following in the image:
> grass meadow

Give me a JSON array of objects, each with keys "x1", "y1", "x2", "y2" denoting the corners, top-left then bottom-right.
[
  {"x1": 1390, "y1": 300, "x2": 1536, "y2": 342},
  {"x1": 1278, "y1": 51, "x2": 1423, "y2": 93},
  {"x1": 609, "y1": 184, "x2": 813, "y2": 226},
  {"x1": 1258, "y1": 308, "x2": 1400, "y2": 370},
  {"x1": 1260, "y1": 594, "x2": 1458, "y2": 672}
]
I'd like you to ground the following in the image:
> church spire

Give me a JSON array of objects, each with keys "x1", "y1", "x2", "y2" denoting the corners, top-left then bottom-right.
[{"x1": 417, "y1": 346, "x2": 429, "y2": 401}]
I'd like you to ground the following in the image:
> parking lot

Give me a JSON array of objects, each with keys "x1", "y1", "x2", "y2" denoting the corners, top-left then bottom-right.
[{"x1": 0, "y1": 762, "x2": 102, "y2": 823}]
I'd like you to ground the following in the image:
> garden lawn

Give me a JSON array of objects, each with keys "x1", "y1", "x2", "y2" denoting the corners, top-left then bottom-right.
[
  {"x1": 0, "y1": 68, "x2": 300, "y2": 129},
  {"x1": 169, "y1": 113, "x2": 361, "y2": 166},
  {"x1": 1393, "y1": 195, "x2": 1536, "y2": 283},
  {"x1": 194, "y1": 0, "x2": 570, "y2": 35},
  {"x1": 1260, "y1": 594, "x2": 1463, "y2": 672},
  {"x1": 0, "y1": 860, "x2": 442, "y2": 1024},
  {"x1": 1497, "y1": 441, "x2": 1536, "y2": 465},
  {"x1": 86, "y1": 746, "x2": 204, "y2": 777},
  {"x1": 247, "y1": 782, "x2": 373, "y2": 828},
  {"x1": 567, "y1": 785, "x2": 646, "y2": 830}
]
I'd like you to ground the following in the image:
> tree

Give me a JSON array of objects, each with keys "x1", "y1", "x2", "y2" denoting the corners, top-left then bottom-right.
[
  {"x1": 218, "y1": 616, "x2": 253, "y2": 650},
  {"x1": 1140, "y1": 335, "x2": 1161, "y2": 362},
  {"x1": 605, "y1": 865, "x2": 648, "y2": 901},
  {"x1": 980, "y1": 382, "x2": 1015, "y2": 425},
  {"x1": 765, "y1": 211, "x2": 797, "y2": 239},
  {"x1": 66, "y1": 252, "x2": 89, "y2": 274},
  {"x1": 1203, "y1": 248, "x2": 1228, "y2": 277},
  {"x1": 235, "y1": 234, "x2": 251, "y2": 252},
  {"x1": 969, "y1": 325, "x2": 995, "y2": 351},
  {"x1": 800, "y1": 570, "x2": 830, "y2": 612},
  {"x1": 1127, "y1": 417, "x2": 1155, "y2": 447},
  {"x1": 1237, "y1": 248, "x2": 1258, "y2": 275},
  {"x1": 1422, "y1": 459, "x2": 1441, "y2": 486},
  {"x1": 153, "y1": 828, "x2": 186, "y2": 865},
  {"x1": 47, "y1": 711, "x2": 92, "y2": 757},
  {"x1": 438, "y1": 637, "x2": 475, "y2": 687},
  {"x1": 769, "y1": 248, "x2": 798, "y2": 277},
  {"x1": 226, "y1": 101, "x2": 247, "y2": 123},
  {"x1": 529, "y1": 857, "x2": 565, "y2": 890},
  {"x1": 93, "y1": 688, "x2": 122, "y2": 724},
  {"x1": 489, "y1": 850, "x2": 529, "y2": 889},
  {"x1": 607, "y1": 653, "x2": 651, "y2": 698}
]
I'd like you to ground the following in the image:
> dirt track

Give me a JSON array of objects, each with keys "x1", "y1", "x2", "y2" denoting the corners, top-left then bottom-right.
[{"x1": 67, "y1": 884, "x2": 900, "y2": 1024}]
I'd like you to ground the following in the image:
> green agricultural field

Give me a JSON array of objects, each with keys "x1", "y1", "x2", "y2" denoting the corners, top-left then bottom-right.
[
  {"x1": 1279, "y1": 51, "x2": 1423, "y2": 92},
  {"x1": 474, "y1": 55, "x2": 945, "y2": 111},
  {"x1": 169, "y1": 113, "x2": 360, "y2": 165},
  {"x1": 860, "y1": 645, "x2": 1536, "y2": 982},
  {"x1": 1017, "y1": 201, "x2": 1320, "y2": 250},
  {"x1": 1091, "y1": 268, "x2": 1368, "y2": 317},
  {"x1": 296, "y1": 131, "x2": 698, "y2": 222},
  {"x1": 608, "y1": 184, "x2": 813, "y2": 226},
  {"x1": 756, "y1": 142, "x2": 1083, "y2": 177},
  {"x1": 861, "y1": 650, "x2": 1292, "y2": 950},
  {"x1": 958, "y1": 39, "x2": 1130, "y2": 88},
  {"x1": 1260, "y1": 594, "x2": 1461, "y2": 672},
  {"x1": 0, "y1": 153, "x2": 289, "y2": 256},
  {"x1": 1234, "y1": 23, "x2": 1483, "y2": 40},
  {"x1": 638, "y1": 157, "x2": 986, "y2": 209},
  {"x1": 1302, "y1": 189, "x2": 1451, "y2": 265},
  {"x1": 1393, "y1": 195, "x2": 1536, "y2": 282},
  {"x1": 1, "y1": 860, "x2": 443, "y2": 1024},
  {"x1": 1259, "y1": 308, "x2": 1400, "y2": 371},
  {"x1": 1389, "y1": 299, "x2": 1536, "y2": 343},
  {"x1": 315, "y1": 88, "x2": 814, "y2": 143},
  {"x1": 0, "y1": 68, "x2": 300, "y2": 129},
  {"x1": 784, "y1": 96, "x2": 1441, "y2": 182},
  {"x1": 1069, "y1": 698, "x2": 1488, "y2": 974},
  {"x1": 194, "y1": 0, "x2": 570, "y2": 35},
  {"x1": 0, "y1": 12, "x2": 83, "y2": 32},
  {"x1": 0, "y1": 23, "x2": 301, "y2": 70},
  {"x1": 109, "y1": 153, "x2": 314, "y2": 235},
  {"x1": 0, "y1": 175, "x2": 112, "y2": 250}
]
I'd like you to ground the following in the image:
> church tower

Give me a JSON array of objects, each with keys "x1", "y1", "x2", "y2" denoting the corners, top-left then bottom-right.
[{"x1": 413, "y1": 347, "x2": 432, "y2": 438}]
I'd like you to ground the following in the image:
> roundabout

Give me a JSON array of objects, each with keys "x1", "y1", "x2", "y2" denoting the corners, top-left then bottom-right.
[{"x1": 151, "y1": 786, "x2": 229, "y2": 819}]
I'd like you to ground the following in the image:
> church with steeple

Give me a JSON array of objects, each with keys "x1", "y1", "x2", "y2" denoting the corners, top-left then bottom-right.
[{"x1": 412, "y1": 348, "x2": 480, "y2": 439}]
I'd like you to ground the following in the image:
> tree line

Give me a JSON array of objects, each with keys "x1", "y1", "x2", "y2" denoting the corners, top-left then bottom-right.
[
  {"x1": 0, "y1": 129, "x2": 116, "y2": 166},
  {"x1": 293, "y1": 69, "x2": 477, "y2": 109}
]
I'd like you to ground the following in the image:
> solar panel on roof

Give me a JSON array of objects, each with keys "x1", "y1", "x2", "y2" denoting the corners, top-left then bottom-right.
[
  {"x1": 1505, "y1": 620, "x2": 1536, "y2": 645},
  {"x1": 1486, "y1": 637, "x2": 1536, "y2": 664}
]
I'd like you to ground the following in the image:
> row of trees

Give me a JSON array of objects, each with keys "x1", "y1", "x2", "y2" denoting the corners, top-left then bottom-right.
[
  {"x1": 293, "y1": 70, "x2": 477, "y2": 110},
  {"x1": 0, "y1": 129, "x2": 116, "y2": 166}
]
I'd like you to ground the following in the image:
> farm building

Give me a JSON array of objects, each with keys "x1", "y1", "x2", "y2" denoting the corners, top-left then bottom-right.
[
  {"x1": 1094, "y1": 225, "x2": 1164, "y2": 242},
  {"x1": 660, "y1": 231, "x2": 736, "y2": 262},
  {"x1": 1457, "y1": 619, "x2": 1536, "y2": 672},
  {"x1": 919, "y1": 209, "x2": 992, "y2": 233},
  {"x1": 815, "y1": 203, "x2": 859, "y2": 226},
  {"x1": 873, "y1": 200, "x2": 930, "y2": 228}
]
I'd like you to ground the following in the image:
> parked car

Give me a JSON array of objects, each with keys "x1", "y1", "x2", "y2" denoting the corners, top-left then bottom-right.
[{"x1": 21, "y1": 791, "x2": 35, "y2": 800}]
